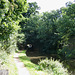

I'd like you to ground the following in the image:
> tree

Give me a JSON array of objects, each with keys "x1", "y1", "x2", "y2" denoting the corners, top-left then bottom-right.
[
  {"x1": 18, "y1": 2, "x2": 40, "y2": 49},
  {"x1": 36, "y1": 11, "x2": 60, "y2": 54},
  {"x1": 22, "y1": 2, "x2": 40, "y2": 17},
  {"x1": 0, "y1": 0, "x2": 28, "y2": 53},
  {"x1": 57, "y1": 3, "x2": 75, "y2": 59}
]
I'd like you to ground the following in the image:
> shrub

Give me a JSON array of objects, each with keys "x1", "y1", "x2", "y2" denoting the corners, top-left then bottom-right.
[
  {"x1": 0, "y1": 32, "x2": 18, "y2": 54},
  {"x1": 38, "y1": 58, "x2": 69, "y2": 75},
  {"x1": 0, "y1": 50, "x2": 9, "y2": 69},
  {"x1": 0, "y1": 50, "x2": 9, "y2": 64}
]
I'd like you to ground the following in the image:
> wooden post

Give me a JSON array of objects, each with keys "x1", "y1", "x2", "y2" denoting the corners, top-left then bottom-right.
[{"x1": 0, "y1": 70, "x2": 8, "y2": 75}]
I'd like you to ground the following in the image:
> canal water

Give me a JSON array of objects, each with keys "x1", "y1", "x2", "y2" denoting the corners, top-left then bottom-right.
[{"x1": 26, "y1": 51, "x2": 75, "y2": 75}]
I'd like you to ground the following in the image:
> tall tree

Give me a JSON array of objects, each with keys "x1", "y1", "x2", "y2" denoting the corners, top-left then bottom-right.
[
  {"x1": 22, "y1": 2, "x2": 40, "y2": 17},
  {"x1": 0, "y1": 0, "x2": 28, "y2": 53},
  {"x1": 18, "y1": 2, "x2": 40, "y2": 49},
  {"x1": 36, "y1": 11, "x2": 60, "y2": 53},
  {"x1": 57, "y1": 3, "x2": 75, "y2": 59}
]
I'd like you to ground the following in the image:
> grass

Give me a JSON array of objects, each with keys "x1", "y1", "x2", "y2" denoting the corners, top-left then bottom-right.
[
  {"x1": 18, "y1": 50, "x2": 48, "y2": 75},
  {"x1": 5, "y1": 55, "x2": 18, "y2": 75},
  {"x1": 0, "y1": 50, "x2": 18, "y2": 75}
]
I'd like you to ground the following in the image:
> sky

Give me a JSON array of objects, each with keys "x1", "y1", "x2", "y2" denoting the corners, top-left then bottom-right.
[{"x1": 27, "y1": 0, "x2": 74, "y2": 13}]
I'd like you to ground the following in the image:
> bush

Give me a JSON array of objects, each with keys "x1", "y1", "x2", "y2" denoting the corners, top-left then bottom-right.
[
  {"x1": 38, "y1": 58, "x2": 69, "y2": 75},
  {"x1": 0, "y1": 32, "x2": 18, "y2": 54},
  {"x1": 0, "y1": 50, "x2": 9, "y2": 69},
  {"x1": 0, "y1": 50, "x2": 9, "y2": 64}
]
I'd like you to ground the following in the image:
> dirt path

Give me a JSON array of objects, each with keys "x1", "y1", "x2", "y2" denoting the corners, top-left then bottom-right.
[{"x1": 14, "y1": 52, "x2": 30, "y2": 75}]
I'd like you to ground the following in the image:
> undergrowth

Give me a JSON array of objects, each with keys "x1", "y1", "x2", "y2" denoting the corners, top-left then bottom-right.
[
  {"x1": 38, "y1": 58, "x2": 70, "y2": 75},
  {"x1": 0, "y1": 50, "x2": 18, "y2": 75}
]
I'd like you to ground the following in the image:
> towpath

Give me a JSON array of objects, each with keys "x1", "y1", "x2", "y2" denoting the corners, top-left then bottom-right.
[{"x1": 14, "y1": 52, "x2": 30, "y2": 75}]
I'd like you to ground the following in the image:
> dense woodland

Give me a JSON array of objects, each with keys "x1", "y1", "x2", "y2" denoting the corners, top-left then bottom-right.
[
  {"x1": 0, "y1": 0, "x2": 75, "y2": 74},
  {"x1": 19, "y1": 1, "x2": 75, "y2": 60}
]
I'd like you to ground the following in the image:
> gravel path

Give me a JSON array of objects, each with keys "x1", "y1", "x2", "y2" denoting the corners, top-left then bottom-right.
[{"x1": 14, "y1": 53, "x2": 30, "y2": 75}]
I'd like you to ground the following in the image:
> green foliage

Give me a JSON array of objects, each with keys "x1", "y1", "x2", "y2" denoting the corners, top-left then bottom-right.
[
  {"x1": 0, "y1": 50, "x2": 9, "y2": 68},
  {"x1": 37, "y1": 11, "x2": 60, "y2": 53},
  {"x1": 59, "y1": 47, "x2": 75, "y2": 59},
  {"x1": 38, "y1": 58, "x2": 69, "y2": 75},
  {"x1": 0, "y1": 0, "x2": 28, "y2": 53},
  {"x1": 20, "y1": 10, "x2": 60, "y2": 53},
  {"x1": 0, "y1": 52, "x2": 18, "y2": 75},
  {"x1": 17, "y1": 33, "x2": 25, "y2": 44},
  {"x1": 18, "y1": 2, "x2": 40, "y2": 49},
  {"x1": 0, "y1": 1, "x2": 28, "y2": 74},
  {"x1": 57, "y1": 15, "x2": 75, "y2": 42},
  {"x1": 0, "y1": 0, "x2": 28, "y2": 40},
  {"x1": 23, "y1": 2, "x2": 40, "y2": 17},
  {"x1": 57, "y1": 3, "x2": 75, "y2": 59},
  {"x1": 20, "y1": 2, "x2": 75, "y2": 59},
  {"x1": 0, "y1": 32, "x2": 18, "y2": 54},
  {"x1": 66, "y1": 3, "x2": 75, "y2": 19}
]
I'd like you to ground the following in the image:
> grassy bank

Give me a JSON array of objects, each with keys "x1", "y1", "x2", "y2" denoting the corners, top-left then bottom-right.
[
  {"x1": 6, "y1": 55, "x2": 18, "y2": 75},
  {"x1": 0, "y1": 51, "x2": 18, "y2": 75},
  {"x1": 18, "y1": 50, "x2": 48, "y2": 75}
]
